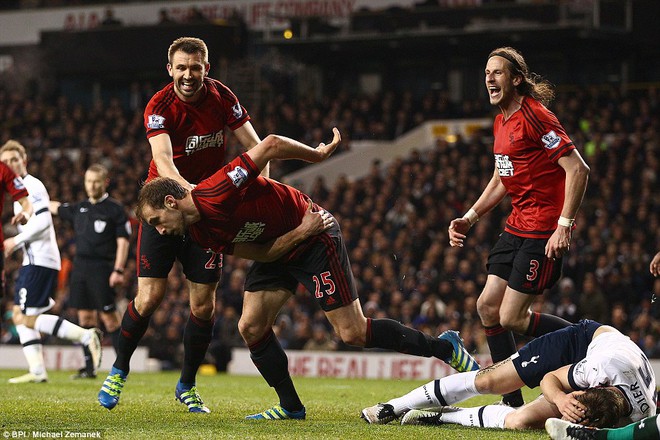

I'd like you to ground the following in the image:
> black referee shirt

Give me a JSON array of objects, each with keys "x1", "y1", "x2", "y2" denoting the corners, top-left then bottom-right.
[{"x1": 58, "y1": 193, "x2": 131, "y2": 261}]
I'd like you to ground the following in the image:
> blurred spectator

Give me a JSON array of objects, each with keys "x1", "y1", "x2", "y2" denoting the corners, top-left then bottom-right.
[
  {"x1": 101, "y1": 8, "x2": 122, "y2": 27},
  {"x1": 157, "y1": 8, "x2": 175, "y2": 25},
  {"x1": 303, "y1": 325, "x2": 337, "y2": 351},
  {"x1": 0, "y1": 77, "x2": 658, "y2": 360},
  {"x1": 208, "y1": 304, "x2": 243, "y2": 372}
]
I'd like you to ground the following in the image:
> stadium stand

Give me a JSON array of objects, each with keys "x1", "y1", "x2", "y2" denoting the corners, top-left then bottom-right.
[{"x1": 0, "y1": 0, "x2": 658, "y2": 370}]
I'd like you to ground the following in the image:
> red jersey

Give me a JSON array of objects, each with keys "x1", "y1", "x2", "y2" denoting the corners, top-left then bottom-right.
[
  {"x1": 0, "y1": 161, "x2": 29, "y2": 247},
  {"x1": 493, "y1": 96, "x2": 575, "y2": 238},
  {"x1": 188, "y1": 153, "x2": 312, "y2": 255},
  {"x1": 144, "y1": 77, "x2": 250, "y2": 184}
]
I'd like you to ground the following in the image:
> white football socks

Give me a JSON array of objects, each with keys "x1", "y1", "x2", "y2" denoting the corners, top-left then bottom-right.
[
  {"x1": 16, "y1": 324, "x2": 45, "y2": 375},
  {"x1": 388, "y1": 370, "x2": 480, "y2": 415},
  {"x1": 34, "y1": 314, "x2": 88, "y2": 343},
  {"x1": 440, "y1": 404, "x2": 516, "y2": 429}
]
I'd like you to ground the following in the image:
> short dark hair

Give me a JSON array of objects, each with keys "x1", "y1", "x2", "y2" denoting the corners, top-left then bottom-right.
[
  {"x1": 168, "y1": 37, "x2": 208, "y2": 64},
  {"x1": 136, "y1": 177, "x2": 188, "y2": 221},
  {"x1": 576, "y1": 387, "x2": 627, "y2": 428},
  {"x1": 488, "y1": 46, "x2": 555, "y2": 106}
]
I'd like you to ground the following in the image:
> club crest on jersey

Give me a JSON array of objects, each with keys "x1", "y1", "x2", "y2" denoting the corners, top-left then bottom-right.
[
  {"x1": 147, "y1": 114, "x2": 165, "y2": 130},
  {"x1": 541, "y1": 130, "x2": 561, "y2": 149},
  {"x1": 227, "y1": 166, "x2": 248, "y2": 187},
  {"x1": 232, "y1": 103, "x2": 243, "y2": 119},
  {"x1": 94, "y1": 220, "x2": 107, "y2": 233},
  {"x1": 13, "y1": 177, "x2": 25, "y2": 190}
]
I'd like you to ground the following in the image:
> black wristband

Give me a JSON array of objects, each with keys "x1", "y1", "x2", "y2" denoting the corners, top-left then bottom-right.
[{"x1": 113, "y1": 268, "x2": 124, "y2": 274}]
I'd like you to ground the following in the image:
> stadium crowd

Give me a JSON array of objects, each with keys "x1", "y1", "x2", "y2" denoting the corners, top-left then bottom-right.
[{"x1": 0, "y1": 81, "x2": 658, "y2": 371}]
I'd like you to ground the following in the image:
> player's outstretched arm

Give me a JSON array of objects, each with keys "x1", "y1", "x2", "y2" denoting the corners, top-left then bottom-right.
[{"x1": 247, "y1": 128, "x2": 341, "y2": 170}]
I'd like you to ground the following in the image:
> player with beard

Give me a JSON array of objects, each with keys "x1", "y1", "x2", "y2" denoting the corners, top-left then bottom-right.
[
  {"x1": 135, "y1": 128, "x2": 481, "y2": 420},
  {"x1": 99, "y1": 37, "x2": 262, "y2": 413},
  {"x1": 448, "y1": 47, "x2": 590, "y2": 408}
]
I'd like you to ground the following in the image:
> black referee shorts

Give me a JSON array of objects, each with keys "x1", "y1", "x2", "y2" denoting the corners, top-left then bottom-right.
[{"x1": 69, "y1": 258, "x2": 117, "y2": 312}]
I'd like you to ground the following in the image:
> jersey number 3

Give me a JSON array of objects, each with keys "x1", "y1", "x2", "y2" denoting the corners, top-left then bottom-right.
[
  {"x1": 313, "y1": 271, "x2": 335, "y2": 298},
  {"x1": 526, "y1": 259, "x2": 540, "y2": 281}
]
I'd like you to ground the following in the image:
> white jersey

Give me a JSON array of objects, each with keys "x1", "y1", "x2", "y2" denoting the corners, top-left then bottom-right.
[
  {"x1": 570, "y1": 330, "x2": 656, "y2": 425},
  {"x1": 12, "y1": 174, "x2": 61, "y2": 270}
]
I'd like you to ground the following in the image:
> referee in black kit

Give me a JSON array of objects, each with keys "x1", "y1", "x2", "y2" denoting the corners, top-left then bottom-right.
[{"x1": 50, "y1": 164, "x2": 131, "y2": 378}]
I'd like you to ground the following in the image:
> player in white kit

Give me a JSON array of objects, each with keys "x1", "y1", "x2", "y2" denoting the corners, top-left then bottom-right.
[
  {"x1": 1, "y1": 141, "x2": 102, "y2": 383},
  {"x1": 363, "y1": 320, "x2": 656, "y2": 430}
]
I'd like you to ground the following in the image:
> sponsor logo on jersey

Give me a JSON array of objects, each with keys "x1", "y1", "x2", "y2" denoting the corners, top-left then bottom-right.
[
  {"x1": 94, "y1": 219, "x2": 107, "y2": 233},
  {"x1": 184, "y1": 130, "x2": 224, "y2": 156},
  {"x1": 227, "y1": 166, "x2": 248, "y2": 187},
  {"x1": 13, "y1": 177, "x2": 25, "y2": 190},
  {"x1": 232, "y1": 102, "x2": 243, "y2": 119},
  {"x1": 541, "y1": 130, "x2": 561, "y2": 149},
  {"x1": 80, "y1": 207, "x2": 89, "y2": 213},
  {"x1": 495, "y1": 154, "x2": 514, "y2": 177},
  {"x1": 521, "y1": 355, "x2": 540, "y2": 368},
  {"x1": 147, "y1": 114, "x2": 166, "y2": 130},
  {"x1": 232, "y1": 221, "x2": 265, "y2": 243}
]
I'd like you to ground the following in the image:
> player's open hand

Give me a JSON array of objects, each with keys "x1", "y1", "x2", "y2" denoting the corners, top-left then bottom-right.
[
  {"x1": 556, "y1": 391, "x2": 587, "y2": 424},
  {"x1": 300, "y1": 200, "x2": 334, "y2": 238},
  {"x1": 315, "y1": 127, "x2": 341, "y2": 161},
  {"x1": 448, "y1": 217, "x2": 471, "y2": 247}
]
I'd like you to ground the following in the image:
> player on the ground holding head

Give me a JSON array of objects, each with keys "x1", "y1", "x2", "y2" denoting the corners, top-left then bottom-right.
[
  {"x1": 448, "y1": 46, "x2": 590, "y2": 407},
  {"x1": 363, "y1": 320, "x2": 655, "y2": 430}
]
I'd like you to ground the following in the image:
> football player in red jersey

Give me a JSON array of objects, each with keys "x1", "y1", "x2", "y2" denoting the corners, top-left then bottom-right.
[
  {"x1": 136, "y1": 128, "x2": 482, "y2": 420},
  {"x1": 99, "y1": 37, "x2": 262, "y2": 412},
  {"x1": 448, "y1": 47, "x2": 590, "y2": 408}
]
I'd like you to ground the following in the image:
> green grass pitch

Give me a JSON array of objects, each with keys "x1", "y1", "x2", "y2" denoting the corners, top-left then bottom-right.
[{"x1": 0, "y1": 370, "x2": 551, "y2": 439}]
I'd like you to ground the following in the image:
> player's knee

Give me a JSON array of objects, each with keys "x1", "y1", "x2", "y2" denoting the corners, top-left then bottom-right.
[
  {"x1": 12, "y1": 312, "x2": 25, "y2": 326},
  {"x1": 474, "y1": 373, "x2": 497, "y2": 394},
  {"x1": 135, "y1": 293, "x2": 162, "y2": 316},
  {"x1": 498, "y1": 314, "x2": 527, "y2": 333},
  {"x1": 502, "y1": 411, "x2": 534, "y2": 430},
  {"x1": 238, "y1": 316, "x2": 267, "y2": 345},
  {"x1": 190, "y1": 301, "x2": 214, "y2": 320},
  {"x1": 476, "y1": 298, "x2": 499, "y2": 325}
]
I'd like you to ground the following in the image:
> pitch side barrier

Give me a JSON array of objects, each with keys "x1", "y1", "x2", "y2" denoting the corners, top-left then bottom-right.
[
  {"x1": 0, "y1": 345, "x2": 150, "y2": 372},
  {"x1": 229, "y1": 349, "x2": 660, "y2": 382},
  {"x1": 283, "y1": 118, "x2": 492, "y2": 193}
]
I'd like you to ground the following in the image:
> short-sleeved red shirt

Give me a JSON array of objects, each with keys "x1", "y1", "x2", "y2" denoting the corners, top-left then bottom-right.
[
  {"x1": 493, "y1": 96, "x2": 575, "y2": 238},
  {"x1": 189, "y1": 153, "x2": 311, "y2": 255},
  {"x1": 144, "y1": 77, "x2": 250, "y2": 184}
]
